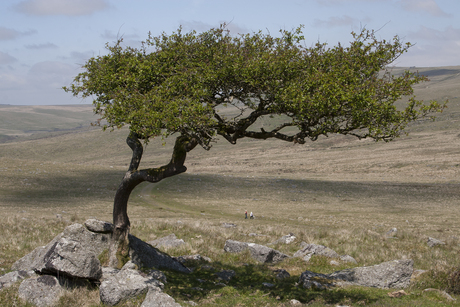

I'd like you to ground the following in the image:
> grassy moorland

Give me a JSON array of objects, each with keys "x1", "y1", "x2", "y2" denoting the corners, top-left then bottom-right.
[{"x1": 1, "y1": 66, "x2": 460, "y2": 306}]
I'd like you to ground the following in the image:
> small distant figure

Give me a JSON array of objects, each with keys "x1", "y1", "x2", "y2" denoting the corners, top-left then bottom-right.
[
  {"x1": 245, "y1": 210, "x2": 248, "y2": 219},
  {"x1": 250, "y1": 212, "x2": 254, "y2": 219}
]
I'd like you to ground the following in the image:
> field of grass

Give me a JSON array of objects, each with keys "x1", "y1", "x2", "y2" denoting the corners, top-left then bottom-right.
[{"x1": 1, "y1": 66, "x2": 460, "y2": 306}]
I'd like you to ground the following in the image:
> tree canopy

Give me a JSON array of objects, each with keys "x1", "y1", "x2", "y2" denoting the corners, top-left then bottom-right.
[
  {"x1": 65, "y1": 25, "x2": 444, "y2": 148},
  {"x1": 64, "y1": 25, "x2": 445, "y2": 267}
]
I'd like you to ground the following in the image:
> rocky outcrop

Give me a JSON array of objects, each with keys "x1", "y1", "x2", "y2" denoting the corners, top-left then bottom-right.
[
  {"x1": 9, "y1": 219, "x2": 187, "y2": 306},
  {"x1": 299, "y1": 259, "x2": 414, "y2": 290},
  {"x1": 13, "y1": 223, "x2": 108, "y2": 280},
  {"x1": 99, "y1": 261, "x2": 164, "y2": 306},
  {"x1": 224, "y1": 240, "x2": 289, "y2": 263}
]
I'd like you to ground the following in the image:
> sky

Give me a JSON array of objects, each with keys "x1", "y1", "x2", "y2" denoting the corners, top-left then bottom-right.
[{"x1": 0, "y1": 0, "x2": 459, "y2": 105}]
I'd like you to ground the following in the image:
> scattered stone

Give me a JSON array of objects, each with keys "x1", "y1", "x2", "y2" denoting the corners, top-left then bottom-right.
[
  {"x1": 427, "y1": 237, "x2": 445, "y2": 247},
  {"x1": 141, "y1": 287, "x2": 181, "y2": 307},
  {"x1": 84, "y1": 218, "x2": 114, "y2": 233},
  {"x1": 299, "y1": 271, "x2": 333, "y2": 290},
  {"x1": 274, "y1": 269, "x2": 290, "y2": 280},
  {"x1": 273, "y1": 233, "x2": 296, "y2": 244},
  {"x1": 294, "y1": 243, "x2": 339, "y2": 259},
  {"x1": 423, "y1": 288, "x2": 456, "y2": 301},
  {"x1": 388, "y1": 289, "x2": 408, "y2": 298},
  {"x1": 99, "y1": 265, "x2": 163, "y2": 306},
  {"x1": 222, "y1": 223, "x2": 237, "y2": 228},
  {"x1": 18, "y1": 275, "x2": 64, "y2": 307},
  {"x1": 201, "y1": 265, "x2": 215, "y2": 271},
  {"x1": 302, "y1": 254, "x2": 313, "y2": 262},
  {"x1": 340, "y1": 255, "x2": 357, "y2": 264},
  {"x1": 290, "y1": 299, "x2": 302, "y2": 305},
  {"x1": 0, "y1": 270, "x2": 34, "y2": 290},
  {"x1": 215, "y1": 270, "x2": 236, "y2": 282},
  {"x1": 262, "y1": 282, "x2": 275, "y2": 287},
  {"x1": 184, "y1": 301, "x2": 198, "y2": 306},
  {"x1": 330, "y1": 260, "x2": 340, "y2": 266},
  {"x1": 299, "y1": 259, "x2": 413, "y2": 290},
  {"x1": 224, "y1": 240, "x2": 289, "y2": 263},
  {"x1": 148, "y1": 234, "x2": 185, "y2": 249},
  {"x1": 385, "y1": 228, "x2": 397, "y2": 238}
]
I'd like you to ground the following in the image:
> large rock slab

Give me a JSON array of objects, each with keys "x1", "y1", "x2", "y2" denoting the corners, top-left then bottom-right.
[
  {"x1": 299, "y1": 259, "x2": 414, "y2": 290},
  {"x1": 99, "y1": 262, "x2": 163, "y2": 306},
  {"x1": 129, "y1": 234, "x2": 191, "y2": 273},
  {"x1": 224, "y1": 240, "x2": 289, "y2": 263},
  {"x1": 12, "y1": 223, "x2": 105, "y2": 280},
  {"x1": 18, "y1": 275, "x2": 64, "y2": 307}
]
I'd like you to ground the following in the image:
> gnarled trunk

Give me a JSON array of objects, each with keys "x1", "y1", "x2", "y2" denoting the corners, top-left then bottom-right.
[{"x1": 109, "y1": 133, "x2": 198, "y2": 268}]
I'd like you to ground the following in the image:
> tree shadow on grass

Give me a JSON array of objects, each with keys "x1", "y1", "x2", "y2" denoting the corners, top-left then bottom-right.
[
  {"x1": 0, "y1": 168, "x2": 123, "y2": 208},
  {"x1": 162, "y1": 259, "x2": 382, "y2": 306}
]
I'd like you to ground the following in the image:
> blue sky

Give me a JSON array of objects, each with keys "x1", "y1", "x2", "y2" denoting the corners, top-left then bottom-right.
[{"x1": 0, "y1": 0, "x2": 459, "y2": 105}]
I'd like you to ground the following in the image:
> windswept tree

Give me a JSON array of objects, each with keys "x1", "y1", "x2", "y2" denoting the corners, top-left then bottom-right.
[{"x1": 64, "y1": 25, "x2": 445, "y2": 267}]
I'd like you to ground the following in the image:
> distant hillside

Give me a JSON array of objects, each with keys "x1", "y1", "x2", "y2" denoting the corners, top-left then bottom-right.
[
  {"x1": 0, "y1": 104, "x2": 96, "y2": 143},
  {"x1": 0, "y1": 66, "x2": 458, "y2": 144}
]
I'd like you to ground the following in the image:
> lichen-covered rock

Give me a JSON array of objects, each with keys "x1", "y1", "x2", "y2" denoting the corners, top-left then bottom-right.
[
  {"x1": 294, "y1": 243, "x2": 339, "y2": 259},
  {"x1": 299, "y1": 259, "x2": 414, "y2": 290},
  {"x1": 12, "y1": 223, "x2": 107, "y2": 280},
  {"x1": 141, "y1": 287, "x2": 181, "y2": 307},
  {"x1": 273, "y1": 233, "x2": 296, "y2": 245},
  {"x1": 0, "y1": 270, "x2": 34, "y2": 290},
  {"x1": 18, "y1": 275, "x2": 64, "y2": 307},
  {"x1": 427, "y1": 237, "x2": 445, "y2": 247},
  {"x1": 99, "y1": 265, "x2": 163, "y2": 306},
  {"x1": 224, "y1": 240, "x2": 289, "y2": 263},
  {"x1": 84, "y1": 218, "x2": 114, "y2": 233}
]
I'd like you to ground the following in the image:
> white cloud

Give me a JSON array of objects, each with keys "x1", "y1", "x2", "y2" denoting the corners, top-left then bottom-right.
[
  {"x1": 0, "y1": 52, "x2": 17, "y2": 65},
  {"x1": 25, "y1": 42, "x2": 58, "y2": 49},
  {"x1": 14, "y1": 0, "x2": 111, "y2": 16},
  {"x1": 0, "y1": 27, "x2": 36, "y2": 40},
  {"x1": 398, "y1": 0, "x2": 451, "y2": 17}
]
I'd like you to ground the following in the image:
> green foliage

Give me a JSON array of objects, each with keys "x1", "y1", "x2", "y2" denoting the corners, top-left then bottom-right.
[{"x1": 64, "y1": 24, "x2": 445, "y2": 147}]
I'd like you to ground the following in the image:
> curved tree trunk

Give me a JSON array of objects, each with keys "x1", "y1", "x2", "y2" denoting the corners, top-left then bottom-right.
[{"x1": 108, "y1": 132, "x2": 198, "y2": 268}]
